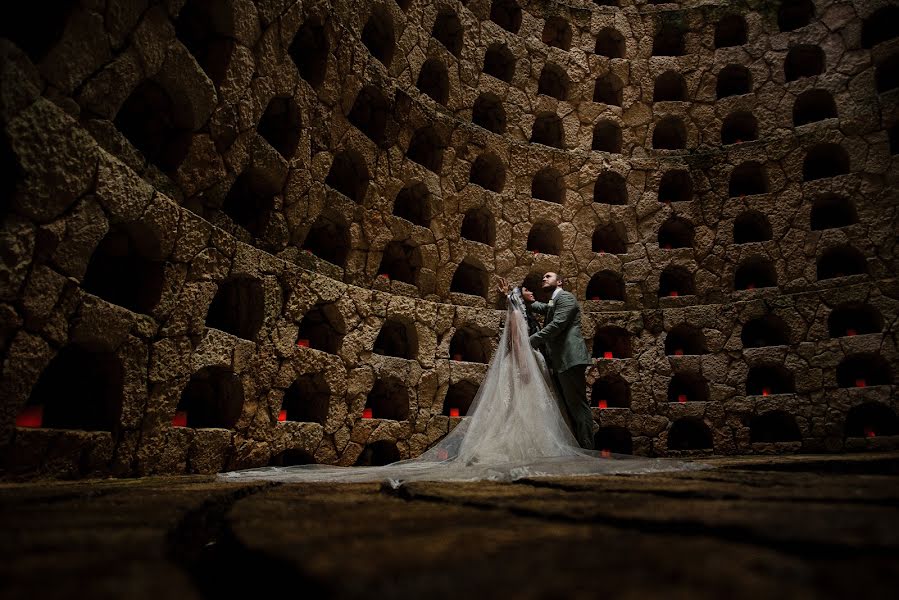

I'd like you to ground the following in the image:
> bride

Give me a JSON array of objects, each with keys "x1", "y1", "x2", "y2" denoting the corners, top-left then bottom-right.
[{"x1": 217, "y1": 279, "x2": 711, "y2": 486}]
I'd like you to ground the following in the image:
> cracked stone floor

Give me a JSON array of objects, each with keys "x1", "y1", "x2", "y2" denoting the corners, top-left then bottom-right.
[{"x1": 2, "y1": 452, "x2": 898, "y2": 600}]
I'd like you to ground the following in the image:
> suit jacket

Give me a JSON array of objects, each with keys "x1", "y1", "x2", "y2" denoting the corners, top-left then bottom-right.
[{"x1": 528, "y1": 289, "x2": 591, "y2": 373}]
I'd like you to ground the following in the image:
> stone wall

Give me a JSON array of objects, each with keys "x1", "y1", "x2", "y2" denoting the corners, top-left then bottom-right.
[{"x1": 0, "y1": 0, "x2": 896, "y2": 478}]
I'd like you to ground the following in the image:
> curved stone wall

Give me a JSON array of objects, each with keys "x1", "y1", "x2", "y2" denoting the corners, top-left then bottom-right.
[{"x1": 0, "y1": 0, "x2": 896, "y2": 478}]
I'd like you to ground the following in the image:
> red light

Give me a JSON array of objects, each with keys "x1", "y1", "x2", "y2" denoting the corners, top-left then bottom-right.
[
  {"x1": 16, "y1": 405, "x2": 43, "y2": 428},
  {"x1": 864, "y1": 427, "x2": 876, "y2": 438},
  {"x1": 746, "y1": 283, "x2": 756, "y2": 290},
  {"x1": 674, "y1": 349, "x2": 684, "y2": 356},
  {"x1": 603, "y1": 351, "x2": 613, "y2": 359},
  {"x1": 172, "y1": 411, "x2": 187, "y2": 427},
  {"x1": 296, "y1": 338, "x2": 310, "y2": 348},
  {"x1": 846, "y1": 328, "x2": 857, "y2": 337},
  {"x1": 762, "y1": 387, "x2": 771, "y2": 397},
  {"x1": 669, "y1": 290, "x2": 679, "y2": 297},
  {"x1": 662, "y1": 243, "x2": 672, "y2": 250},
  {"x1": 452, "y1": 353, "x2": 463, "y2": 362},
  {"x1": 855, "y1": 378, "x2": 866, "y2": 388},
  {"x1": 591, "y1": 296, "x2": 601, "y2": 301},
  {"x1": 601, "y1": 449, "x2": 611, "y2": 458},
  {"x1": 449, "y1": 408, "x2": 460, "y2": 417},
  {"x1": 677, "y1": 394, "x2": 687, "y2": 403},
  {"x1": 598, "y1": 399, "x2": 608, "y2": 409},
  {"x1": 278, "y1": 409, "x2": 287, "y2": 422},
  {"x1": 378, "y1": 273, "x2": 390, "y2": 280},
  {"x1": 598, "y1": 250, "x2": 605, "y2": 255},
  {"x1": 362, "y1": 408, "x2": 373, "y2": 419}
]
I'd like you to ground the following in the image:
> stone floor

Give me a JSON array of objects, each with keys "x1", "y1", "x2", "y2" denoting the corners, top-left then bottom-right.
[{"x1": 1, "y1": 452, "x2": 898, "y2": 599}]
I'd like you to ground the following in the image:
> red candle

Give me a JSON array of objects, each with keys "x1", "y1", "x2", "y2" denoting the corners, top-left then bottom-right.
[
  {"x1": 449, "y1": 407, "x2": 460, "y2": 417},
  {"x1": 598, "y1": 399, "x2": 608, "y2": 409},
  {"x1": 674, "y1": 349, "x2": 684, "y2": 356},
  {"x1": 662, "y1": 243, "x2": 672, "y2": 250},
  {"x1": 762, "y1": 387, "x2": 771, "y2": 397},
  {"x1": 452, "y1": 353, "x2": 463, "y2": 361},
  {"x1": 864, "y1": 427, "x2": 876, "y2": 438},
  {"x1": 172, "y1": 411, "x2": 188, "y2": 427},
  {"x1": 378, "y1": 273, "x2": 390, "y2": 280},
  {"x1": 598, "y1": 250, "x2": 605, "y2": 255},
  {"x1": 855, "y1": 378, "x2": 866, "y2": 388},
  {"x1": 601, "y1": 449, "x2": 611, "y2": 458},
  {"x1": 603, "y1": 351, "x2": 613, "y2": 359},
  {"x1": 278, "y1": 409, "x2": 287, "y2": 422},
  {"x1": 591, "y1": 296, "x2": 601, "y2": 301},
  {"x1": 677, "y1": 393, "x2": 687, "y2": 403},
  {"x1": 362, "y1": 408, "x2": 373, "y2": 419},
  {"x1": 669, "y1": 290, "x2": 679, "y2": 297},
  {"x1": 846, "y1": 328, "x2": 857, "y2": 337},
  {"x1": 16, "y1": 405, "x2": 43, "y2": 428},
  {"x1": 296, "y1": 338, "x2": 310, "y2": 348},
  {"x1": 746, "y1": 283, "x2": 756, "y2": 290},
  {"x1": 532, "y1": 250, "x2": 538, "y2": 255}
]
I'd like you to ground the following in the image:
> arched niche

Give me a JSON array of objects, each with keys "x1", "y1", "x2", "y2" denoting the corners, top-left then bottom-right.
[
  {"x1": 297, "y1": 302, "x2": 345, "y2": 354},
  {"x1": 793, "y1": 89, "x2": 836, "y2": 126},
  {"x1": 176, "y1": 366, "x2": 244, "y2": 428},
  {"x1": 827, "y1": 303, "x2": 882, "y2": 338},
  {"x1": 449, "y1": 326, "x2": 492, "y2": 363},
  {"x1": 658, "y1": 169, "x2": 692, "y2": 202},
  {"x1": 416, "y1": 58, "x2": 449, "y2": 106},
  {"x1": 460, "y1": 208, "x2": 495, "y2": 245},
  {"x1": 844, "y1": 402, "x2": 898, "y2": 438},
  {"x1": 532, "y1": 167, "x2": 563, "y2": 203},
  {"x1": 470, "y1": 152, "x2": 506, "y2": 193},
  {"x1": 258, "y1": 96, "x2": 301, "y2": 159},
  {"x1": 657, "y1": 217, "x2": 694, "y2": 249},
  {"x1": 490, "y1": 0, "x2": 522, "y2": 33},
  {"x1": 281, "y1": 372, "x2": 330, "y2": 425},
  {"x1": 82, "y1": 223, "x2": 165, "y2": 315},
  {"x1": 592, "y1": 222, "x2": 627, "y2": 254},
  {"x1": 729, "y1": 161, "x2": 768, "y2": 197},
  {"x1": 733, "y1": 210, "x2": 772, "y2": 244},
  {"x1": 653, "y1": 71, "x2": 687, "y2": 102},
  {"x1": 443, "y1": 380, "x2": 478, "y2": 416},
  {"x1": 450, "y1": 260, "x2": 488, "y2": 298},
  {"x1": 23, "y1": 344, "x2": 123, "y2": 431},
  {"x1": 595, "y1": 27, "x2": 624, "y2": 58},
  {"x1": 592, "y1": 120, "x2": 622, "y2": 153},
  {"x1": 715, "y1": 14, "x2": 747, "y2": 48},
  {"x1": 393, "y1": 182, "x2": 432, "y2": 227},
  {"x1": 362, "y1": 5, "x2": 395, "y2": 66},
  {"x1": 861, "y1": 6, "x2": 899, "y2": 49},
  {"x1": 269, "y1": 449, "x2": 316, "y2": 466},
  {"x1": 750, "y1": 411, "x2": 801, "y2": 442},
  {"x1": 206, "y1": 276, "x2": 265, "y2": 340},
  {"x1": 221, "y1": 168, "x2": 279, "y2": 242},
  {"x1": 665, "y1": 324, "x2": 707, "y2": 356},
  {"x1": 593, "y1": 73, "x2": 623, "y2": 106},
  {"x1": 784, "y1": 44, "x2": 824, "y2": 82},
  {"x1": 175, "y1": 0, "x2": 236, "y2": 86},
  {"x1": 652, "y1": 117, "x2": 687, "y2": 150},
  {"x1": 667, "y1": 372, "x2": 709, "y2": 402},
  {"x1": 594, "y1": 171, "x2": 627, "y2": 205},
  {"x1": 472, "y1": 93, "x2": 507, "y2": 134},
  {"x1": 526, "y1": 222, "x2": 562, "y2": 255},
  {"x1": 289, "y1": 16, "x2": 328, "y2": 87},
  {"x1": 746, "y1": 364, "x2": 795, "y2": 395},
  {"x1": 303, "y1": 212, "x2": 349, "y2": 267},
  {"x1": 734, "y1": 257, "x2": 777, "y2": 290},
  {"x1": 364, "y1": 377, "x2": 410, "y2": 421},
  {"x1": 667, "y1": 418, "x2": 713, "y2": 450},
  {"x1": 530, "y1": 113, "x2": 564, "y2": 148},
  {"x1": 432, "y1": 8, "x2": 463, "y2": 57},
  {"x1": 721, "y1": 111, "x2": 758, "y2": 145},
  {"x1": 658, "y1": 265, "x2": 695, "y2": 297},
  {"x1": 325, "y1": 150, "x2": 369, "y2": 203},
  {"x1": 778, "y1": 0, "x2": 814, "y2": 32},
  {"x1": 355, "y1": 441, "x2": 401, "y2": 465},
  {"x1": 373, "y1": 317, "x2": 418, "y2": 360},
  {"x1": 542, "y1": 16, "x2": 572, "y2": 50},
  {"x1": 741, "y1": 314, "x2": 790, "y2": 348},
  {"x1": 816, "y1": 245, "x2": 867, "y2": 280},
  {"x1": 586, "y1": 270, "x2": 624, "y2": 301},
  {"x1": 716, "y1": 64, "x2": 751, "y2": 98},
  {"x1": 114, "y1": 80, "x2": 192, "y2": 173},
  {"x1": 592, "y1": 326, "x2": 632, "y2": 359},
  {"x1": 652, "y1": 22, "x2": 685, "y2": 57},
  {"x1": 537, "y1": 63, "x2": 570, "y2": 101},
  {"x1": 836, "y1": 353, "x2": 891, "y2": 388},
  {"x1": 483, "y1": 43, "x2": 515, "y2": 82},
  {"x1": 594, "y1": 427, "x2": 633, "y2": 454},
  {"x1": 377, "y1": 240, "x2": 422, "y2": 286},
  {"x1": 592, "y1": 374, "x2": 630, "y2": 408},
  {"x1": 810, "y1": 194, "x2": 856, "y2": 230},
  {"x1": 407, "y1": 126, "x2": 445, "y2": 173},
  {"x1": 348, "y1": 86, "x2": 390, "y2": 147}
]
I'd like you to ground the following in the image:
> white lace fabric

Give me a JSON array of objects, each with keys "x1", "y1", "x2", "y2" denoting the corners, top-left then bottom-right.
[{"x1": 217, "y1": 290, "x2": 712, "y2": 486}]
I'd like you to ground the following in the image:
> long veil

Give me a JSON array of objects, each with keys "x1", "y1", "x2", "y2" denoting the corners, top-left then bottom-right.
[{"x1": 217, "y1": 289, "x2": 712, "y2": 486}]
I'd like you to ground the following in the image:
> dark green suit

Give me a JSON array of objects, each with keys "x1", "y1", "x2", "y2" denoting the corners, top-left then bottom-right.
[{"x1": 529, "y1": 289, "x2": 594, "y2": 450}]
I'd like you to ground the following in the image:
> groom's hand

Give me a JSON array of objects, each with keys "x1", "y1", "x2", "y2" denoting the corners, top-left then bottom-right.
[{"x1": 521, "y1": 288, "x2": 535, "y2": 302}]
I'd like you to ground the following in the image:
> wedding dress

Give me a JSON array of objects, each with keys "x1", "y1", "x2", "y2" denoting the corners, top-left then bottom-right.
[{"x1": 217, "y1": 289, "x2": 712, "y2": 486}]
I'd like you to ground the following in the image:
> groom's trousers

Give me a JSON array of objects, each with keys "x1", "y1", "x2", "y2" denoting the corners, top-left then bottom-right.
[{"x1": 552, "y1": 365, "x2": 595, "y2": 450}]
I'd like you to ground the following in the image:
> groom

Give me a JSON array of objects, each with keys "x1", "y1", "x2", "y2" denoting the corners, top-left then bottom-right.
[{"x1": 522, "y1": 272, "x2": 594, "y2": 450}]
